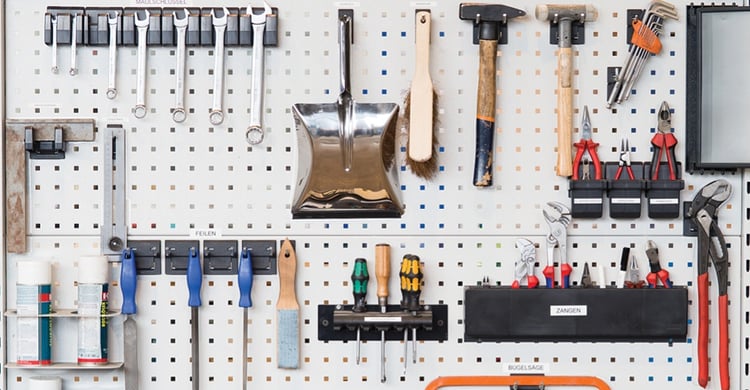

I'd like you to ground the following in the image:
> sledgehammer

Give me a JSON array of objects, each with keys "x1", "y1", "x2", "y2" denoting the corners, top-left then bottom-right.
[{"x1": 536, "y1": 4, "x2": 597, "y2": 177}]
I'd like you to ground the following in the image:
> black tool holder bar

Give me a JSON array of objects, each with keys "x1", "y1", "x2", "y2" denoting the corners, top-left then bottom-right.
[{"x1": 318, "y1": 304, "x2": 449, "y2": 342}]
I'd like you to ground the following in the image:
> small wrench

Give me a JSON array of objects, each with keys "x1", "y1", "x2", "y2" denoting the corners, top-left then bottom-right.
[
  {"x1": 133, "y1": 10, "x2": 150, "y2": 119},
  {"x1": 172, "y1": 9, "x2": 190, "y2": 123},
  {"x1": 209, "y1": 8, "x2": 229, "y2": 126},
  {"x1": 51, "y1": 15, "x2": 59, "y2": 73},
  {"x1": 246, "y1": 2, "x2": 273, "y2": 145},
  {"x1": 70, "y1": 13, "x2": 78, "y2": 76},
  {"x1": 107, "y1": 11, "x2": 119, "y2": 99}
]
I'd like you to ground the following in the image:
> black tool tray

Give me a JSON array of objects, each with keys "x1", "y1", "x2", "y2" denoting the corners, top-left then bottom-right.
[{"x1": 464, "y1": 286, "x2": 687, "y2": 342}]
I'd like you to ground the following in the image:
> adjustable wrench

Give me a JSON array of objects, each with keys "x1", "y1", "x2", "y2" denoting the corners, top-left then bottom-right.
[
  {"x1": 51, "y1": 15, "x2": 59, "y2": 73},
  {"x1": 107, "y1": 11, "x2": 119, "y2": 99},
  {"x1": 209, "y1": 8, "x2": 229, "y2": 126},
  {"x1": 70, "y1": 13, "x2": 78, "y2": 76},
  {"x1": 246, "y1": 2, "x2": 273, "y2": 145},
  {"x1": 133, "y1": 10, "x2": 150, "y2": 119},
  {"x1": 172, "y1": 9, "x2": 190, "y2": 123}
]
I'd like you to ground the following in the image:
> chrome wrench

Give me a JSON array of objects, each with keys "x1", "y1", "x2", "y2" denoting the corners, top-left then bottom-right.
[
  {"x1": 51, "y1": 15, "x2": 59, "y2": 73},
  {"x1": 246, "y1": 2, "x2": 273, "y2": 145},
  {"x1": 172, "y1": 9, "x2": 190, "y2": 123},
  {"x1": 133, "y1": 10, "x2": 150, "y2": 119},
  {"x1": 70, "y1": 13, "x2": 78, "y2": 76},
  {"x1": 209, "y1": 8, "x2": 229, "y2": 126},
  {"x1": 107, "y1": 11, "x2": 119, "y2": 99}
]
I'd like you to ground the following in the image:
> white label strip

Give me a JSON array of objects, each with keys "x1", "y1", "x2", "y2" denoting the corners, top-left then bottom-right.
[
  {"x1": 189, "y1": 229, "x2": 222, "y2": 238},
  {"x1": 334, "y1": 2, "x2": 361, "y2": 7},
  {"x1": 364, "y1": 316, "x2": 402, "y2": 323},
  {"x1": 611, "y1": 198, "x2": 641, "y2": 204},
  {"x1": 549, "y1": 305, "x2": 588, "y2": 317},
  {"x1": 502, "y1": 363, "x2": 550, "y2": 375},
  {"x1": 410, "y1": 1, "x2": 436, "y2": 7},
  {"x1": 573, "y1": 198, "x2": 603, "y2": 204},
  {"x1": 650, "y1": 198, "x2": 679, "y2": 205}
]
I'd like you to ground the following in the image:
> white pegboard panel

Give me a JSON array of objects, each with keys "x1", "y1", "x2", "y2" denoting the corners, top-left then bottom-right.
[{"x1": 3, "y1": 1, "x2": 750, "y2": 390}]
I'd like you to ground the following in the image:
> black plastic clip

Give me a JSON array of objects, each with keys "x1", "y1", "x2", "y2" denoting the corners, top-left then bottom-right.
[
  {"x1": 128, "y1": 240, "x2": 162, "y2": 275},
  {"x1": 241, "y1": 240, "x2": 277, "y2": 275},
  {"x1": 605, "y1": 161, "x2": 645, "y2": 219},
  {"x1": 165, "y1": 240, "x2": 200, "y2": 275},
  {"x1": 203, "y1": 240, "x2": 238, "y2": 275},
  {"x1": 25, "y1": 127, "x2": 65, "y2": 159}
]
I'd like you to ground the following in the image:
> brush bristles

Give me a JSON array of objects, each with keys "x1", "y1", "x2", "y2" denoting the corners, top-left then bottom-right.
[{"x1": 402, "y1": 89, "x2": 439, "y2": 180}]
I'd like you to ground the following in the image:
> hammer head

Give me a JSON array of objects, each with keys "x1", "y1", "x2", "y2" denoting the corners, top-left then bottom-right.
[
  {"x1": 459, "y1": 3, "x2": 525, "y2": 43},
  {"x1": 459, "y1": 3, "x2": 526, "y2": 24},
  {"x1": 535, "y1": 4, "x2": 598, "y2": 23}
]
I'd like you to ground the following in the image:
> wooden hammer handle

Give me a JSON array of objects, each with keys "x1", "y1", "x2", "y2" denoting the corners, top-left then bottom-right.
[
  {"x1": 473, "y1": 39, "x2": 497, "y2": 187},
  {"x1": 556, "y1": 47, "x2": 574, "y2": 177}
]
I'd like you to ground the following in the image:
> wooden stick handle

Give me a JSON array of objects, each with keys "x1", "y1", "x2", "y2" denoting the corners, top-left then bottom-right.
[
  {"x1": 277, "y1": 239, "x2": 299, "y2": 310},
  {"x1": 408, "y1": 10, "x2": 434, "y2": 163},
  {"x1": 556, "y1": 47, "x2": 573, "y2": 177},
  {"x1": 473, "y1": 39, "x2": 497, "y2": 187},
  {"x1": 375, "y1": 243, "x2": 391, "y2": 301}
]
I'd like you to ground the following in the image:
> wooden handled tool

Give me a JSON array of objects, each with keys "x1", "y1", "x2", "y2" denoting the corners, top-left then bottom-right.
[
  {"x1": 535, "y1": 4, "x2": 598, "y2": 177},
  {"x1": 459, "y1": 3, "x2": 525, "y2": 187},
  {"x1": 408, "y1": 11, "x2": 434, "y2": 163},
  {"x1": 276, "y1": 239, "x2": 300, "y2": 369}
]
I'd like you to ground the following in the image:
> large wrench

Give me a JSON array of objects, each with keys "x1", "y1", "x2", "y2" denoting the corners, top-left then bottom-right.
[
  {"x1": 209, "y1": 8, "x2": 229, "y2": 126},
  {"x1": 246, "y1": 2, "x2": 273, "y2": 144},
  {"x1": 51, "y1": 15, "x2": 59, "y2": 73},
  {"x1": 172, "y1": 9, "x2": 190, "y2": 123},
  {"x1": 107, "y1": 11, "x2": 119, "y2": 99},
  {"x1": 133, "y1": 10, "x2": 150, "y2": 119},
  {"x1": 70, "y1": 13, "x2": 78, "y2": 76}
]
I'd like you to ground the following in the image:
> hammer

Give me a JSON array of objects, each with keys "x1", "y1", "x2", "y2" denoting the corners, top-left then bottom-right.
[
  {"x1": 459, "y1": 3, "x2": 525, "y2": 187},
  {"x1": 536, "y1": 4, "x2": 597, "y2": 177}
]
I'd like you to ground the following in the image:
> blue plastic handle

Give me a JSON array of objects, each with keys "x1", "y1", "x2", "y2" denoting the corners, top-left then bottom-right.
[
  {"x1": 187, "y1": 247, "x2": 202, "y2": 307},
  {"x1": 238, "y1": 249, "x2": 254, "y2": 308},
  {"x1": 120, "y1": 248, "x2": 137, "y2": 315}
]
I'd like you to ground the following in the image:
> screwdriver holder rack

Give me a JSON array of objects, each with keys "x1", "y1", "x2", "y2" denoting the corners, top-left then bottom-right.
[
  {"x1": 317, "y1": 304, "x2": 449, "y2": 342},
  {"x1": 463, "y1": 286, "x2": 688, "y2": 343},
  {"x1": 44, "y1": 6, "x2": 279, "y2": 47}
]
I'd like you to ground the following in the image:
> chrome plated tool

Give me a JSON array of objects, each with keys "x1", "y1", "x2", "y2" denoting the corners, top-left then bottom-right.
[
  {"x1": 172, "y1": 9, "x2": 190, "y2": 123},
  {"x1": 107, "y1": 12, "x2": 119, "y2": 99},
  {"x1": 209, "y1": 8, "x2": 229, "y2": 125},
  {"x1": 133, "y1": 10, "x2": 150, "y2": 119},
  {"x1": 246, "y1": 2, "x2": 273, "y2": 145}
]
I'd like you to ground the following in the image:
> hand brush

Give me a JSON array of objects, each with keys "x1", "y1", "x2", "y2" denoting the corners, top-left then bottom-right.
[{"x1": 402, "y1": 10, "x2": 439, "y2": 180}]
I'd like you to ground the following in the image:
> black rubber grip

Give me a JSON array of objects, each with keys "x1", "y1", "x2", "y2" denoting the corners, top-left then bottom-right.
[{"x1": 473, "y1": 118, "x2": 494, "y2": 187}]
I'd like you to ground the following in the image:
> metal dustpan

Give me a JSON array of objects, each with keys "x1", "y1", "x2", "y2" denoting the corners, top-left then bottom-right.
[{"x1": 291, "y1": 14, "x2": 403, "y2": 218}]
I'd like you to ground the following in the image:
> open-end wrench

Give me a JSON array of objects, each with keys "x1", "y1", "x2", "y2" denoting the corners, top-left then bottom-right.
[
  {"x1": 51, "y1": 15, "x2": 59, "y2": 73},
  {"x1": 107, "y1": 11, "x2": 119, "y2": 99},
  {"x1": 209, "y1": 8, "x2": 229, "y2": 126},
  {"x1": 70, "y1": 13, "x2": 78, "y2": 76},
  {"x1": 133, "y1": 10, "x2": 150, "y2": 119},
  {"x1": 245, "y1": 2, "x2": 273, "y2": 145},
  {"x1": 172, "y1": 9, "x2": 190, "y2": 123}
]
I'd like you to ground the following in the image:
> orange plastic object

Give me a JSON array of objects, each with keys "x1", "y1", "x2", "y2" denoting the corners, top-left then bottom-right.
[
  {"x1": 425, "y1": 375, "x2": 611, "y2": 390},
  {"x1": 631, "y1": 19, "x2": 662, "y2": 54}
]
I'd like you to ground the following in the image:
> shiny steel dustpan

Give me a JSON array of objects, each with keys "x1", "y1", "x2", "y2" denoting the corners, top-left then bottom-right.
[{"x1": 291, "y1": 14, "x2": 403, "y2": 218}]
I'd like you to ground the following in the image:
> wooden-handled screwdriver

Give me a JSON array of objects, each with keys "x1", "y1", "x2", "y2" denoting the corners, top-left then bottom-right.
[{"x1": 375, "y1": 244, "x2": 391, "y2": 383}]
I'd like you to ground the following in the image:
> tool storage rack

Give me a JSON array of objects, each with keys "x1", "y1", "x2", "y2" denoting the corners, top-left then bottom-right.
[{"x1": 1, "y1": 0, "x2": 749, "y2": 389}]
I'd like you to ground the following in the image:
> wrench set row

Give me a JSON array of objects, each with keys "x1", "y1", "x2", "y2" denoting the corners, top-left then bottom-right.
[{"x1": 43, "y1": 6, "x2": 278, "y2": 141}]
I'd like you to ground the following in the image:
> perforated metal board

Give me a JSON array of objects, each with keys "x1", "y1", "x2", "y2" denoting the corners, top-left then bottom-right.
[{"x1": 2, "y1": 1, "x2": 750, "y2": 389}]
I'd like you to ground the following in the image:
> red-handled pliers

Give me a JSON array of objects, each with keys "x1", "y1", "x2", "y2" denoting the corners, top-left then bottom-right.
[
  {"x1": 687, "y1": 179, "x2": 732, "y2": 390},
  {"x1": 572, "y1": 106, "x2": 602, "y2": 180},
  {"x1": 614, "y1": 138, "x2": 635, "y2": 180},
  {"x1": 651, "y1": 101, "x2": 678, "y2": 180}
]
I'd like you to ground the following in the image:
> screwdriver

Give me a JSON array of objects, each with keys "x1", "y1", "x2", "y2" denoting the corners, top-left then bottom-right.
[
  {"x1": 400, "y1": 254, "x2": 423, "y2": 371},
  {"x1": 238, "y1": 248, "x2": 254, "y2": 390},
  {"x1": 374, "y1": 244, "x2": 391, "y2": 383},
  {"x1": 186, "y1": 247, "x2": 202, "y2": 390},
  {"x1": 350, "y1": 258, "x2": 369, "y2": 364}
]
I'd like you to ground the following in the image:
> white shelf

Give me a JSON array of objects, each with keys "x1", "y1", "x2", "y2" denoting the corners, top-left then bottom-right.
[
  {"x1": 6, "y1": 362, "x2": 124, "y2": 370},
  {"x1": 5, "y1": 309, "x2": 121, "y2": 318}
]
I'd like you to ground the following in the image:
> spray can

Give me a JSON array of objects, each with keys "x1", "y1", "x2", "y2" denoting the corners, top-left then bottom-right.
[
  {"x1": 16, "y1": 261, "x2": 52, "y2": 366},
  {"x1": 28, "y1": 376, "x2": 62, "y2": 390},
  {"x1": 77, "y1": 256, "x2": 109, "y2": 365}
]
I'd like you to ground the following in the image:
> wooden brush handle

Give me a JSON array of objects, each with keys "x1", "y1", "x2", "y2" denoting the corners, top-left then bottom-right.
[
  {"x1": 473, "y1": 39, "x2": 497, "y2": 187},
  {"x1": 408, "y1": 10, "x2": 434, "y2": 163},
  {"x1": 556, "y1": 47, "x2": 573, "y2": 177},
  {"x1": 277, "y1": 239, "x2": 299, "y2": 310}
]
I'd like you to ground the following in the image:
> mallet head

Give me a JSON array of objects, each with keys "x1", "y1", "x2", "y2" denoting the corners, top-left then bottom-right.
[{"x1": 535, "y1": 4, "x2": 598, "y2": 23}]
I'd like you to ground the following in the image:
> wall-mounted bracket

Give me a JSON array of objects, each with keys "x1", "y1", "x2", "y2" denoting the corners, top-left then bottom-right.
[
  {"x1": 24, "y1": 126, "x2": 65, "y2": 159},
  {"x1": 203, "y1": 240, "x2": 238, "y2": 275},
  {"x1": 128, "y1": 240, "x2": 162, "y2": 275},
  {"x1": 6, "y1": 118, "x2": 95, "y2": 253},
  {"x1": 165, "y1": 240, "x2": 200, "y2": 275},
  {"x1": 240, "y1": 240, "x2": 277, "y2": 275}
]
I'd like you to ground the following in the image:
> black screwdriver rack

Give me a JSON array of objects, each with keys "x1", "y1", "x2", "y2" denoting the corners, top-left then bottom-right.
[
  {"x1": 43, "y1": 6, "x2": 279, "y2": 47},
  {"x1": 317, "y1": 304, "x2": 449, "y2": 342}
]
